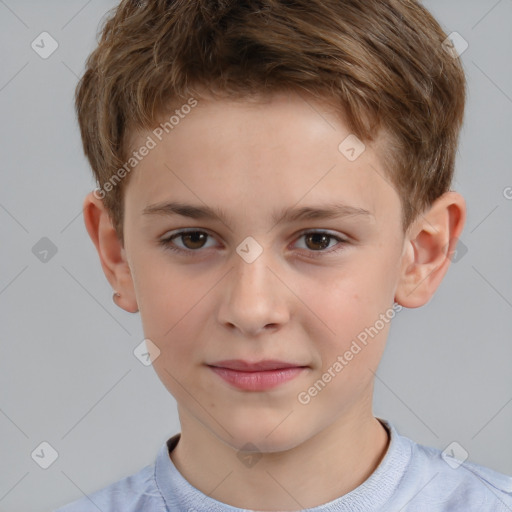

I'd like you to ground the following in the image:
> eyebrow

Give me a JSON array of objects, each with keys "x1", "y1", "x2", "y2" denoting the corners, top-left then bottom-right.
[{"x1": 142, "y1": 201, "x2": 373, "y2": 225}]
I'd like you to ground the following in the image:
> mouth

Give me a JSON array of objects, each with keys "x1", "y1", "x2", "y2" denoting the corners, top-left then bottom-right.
[
  {"x1": 206, "y1": 359, "x2": 309, "y2": 391},
  {"x1": 207, "y1": 359, "x2": 309, "y2": 371}
]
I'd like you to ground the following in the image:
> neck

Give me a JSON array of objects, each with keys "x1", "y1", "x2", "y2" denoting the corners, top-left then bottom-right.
[{"x1": 169, "y1": 411, "x2": 390, "y2": 510}]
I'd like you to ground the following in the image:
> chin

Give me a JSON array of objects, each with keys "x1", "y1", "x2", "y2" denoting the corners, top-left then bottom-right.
[{"x1": 220, "y1": 419, "x2": 309, "y2": 454}]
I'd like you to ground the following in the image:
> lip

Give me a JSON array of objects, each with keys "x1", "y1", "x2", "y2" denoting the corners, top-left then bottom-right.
[
  {"x1": 209, "y1": 359, "x2": 307, "y2": 371},
  {"x1": 207, "y1": 359, "x2": 309, "y2": 391}
]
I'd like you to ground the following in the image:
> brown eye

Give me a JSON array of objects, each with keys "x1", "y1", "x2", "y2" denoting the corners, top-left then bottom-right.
[
  {"x1": 304, "y1": 232, "x2": 332, "y2": 251},
  {"x1": 179, "y1": 231, "x2": 208, "y2": 250},
  {"x1": 294, "y1": 230, "x2": 349, "y2": 259},
  {"x1": 160, "y1": 229, "x2": 216, "y2": 254}
]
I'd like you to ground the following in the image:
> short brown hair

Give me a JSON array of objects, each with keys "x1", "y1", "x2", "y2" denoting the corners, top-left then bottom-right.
[{"x1": 75, "y1": 0, "x2": 467, "y2": 244}]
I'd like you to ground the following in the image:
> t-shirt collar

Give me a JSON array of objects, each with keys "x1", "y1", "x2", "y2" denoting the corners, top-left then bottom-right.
[{"x1": 155, "y1": 418, "x2": 411, "y2": 512}]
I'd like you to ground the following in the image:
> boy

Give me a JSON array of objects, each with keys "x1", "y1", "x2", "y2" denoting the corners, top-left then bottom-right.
[{"x1": 56, "y1": 0, "x2": 512, "y2": 510}]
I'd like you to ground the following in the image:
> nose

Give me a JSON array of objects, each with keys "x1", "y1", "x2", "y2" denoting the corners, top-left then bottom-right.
[{"x1": 217, "y1": 248, "x2": 290, "y2": 337}]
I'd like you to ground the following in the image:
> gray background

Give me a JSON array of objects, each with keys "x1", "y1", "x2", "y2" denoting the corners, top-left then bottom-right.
[{"x1": 0, "y1": 1, "x2": 511, "y2": 511}]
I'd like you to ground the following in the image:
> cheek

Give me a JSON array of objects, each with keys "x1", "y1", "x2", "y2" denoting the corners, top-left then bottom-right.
[
  {"x1": 131, "y1": 255, "x2": 216, "y2": 342},
  {"x1": 305, "y1": 260, "x2": 396, "y2": 335},
  {"x1": 296, "y1": 251, "x2": 399, "y2": 375},
  {"x1": 146, "y1": 296, "x2": 206, "y2": 402},
  {"x1": 297, "y1": 268, "x2": 394, "y2": 410},
  {"x1": 130, "y1": 249, "x2": 200, "y2": 334}
]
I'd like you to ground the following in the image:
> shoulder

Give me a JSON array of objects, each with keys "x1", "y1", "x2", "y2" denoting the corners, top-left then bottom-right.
[
  {"x1": 392, "y1": 430, "x2": 512, "y2": 511},
  {"x1": 53, "y1": 463, "x2": 163, "y2": 512}
]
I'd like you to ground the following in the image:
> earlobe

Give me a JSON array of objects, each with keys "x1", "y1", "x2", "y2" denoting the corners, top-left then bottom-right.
[
  {"x1": 82, "y1": 191, "x2": 139, "y2": 314},
  {"x1": 394, "y1": 192, "x2": 466, "y2": 308}
]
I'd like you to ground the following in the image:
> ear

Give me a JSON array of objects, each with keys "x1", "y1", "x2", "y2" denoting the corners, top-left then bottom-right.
[
  {"x1": 394, "y1": 191, "x2": 466, "y2": 308},
  {"x1": 82, "y1": 191, "x2": 139, "y2": 313}
]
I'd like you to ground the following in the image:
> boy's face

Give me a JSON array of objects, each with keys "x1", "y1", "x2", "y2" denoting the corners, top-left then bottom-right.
[{"x1": 120, "y1": 91, "x2": 407, "y2": 451}]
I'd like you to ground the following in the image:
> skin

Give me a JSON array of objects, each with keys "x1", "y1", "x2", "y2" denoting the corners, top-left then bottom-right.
[{"x1": 83, "y1": 90, "x2": 465, "y2": 510}]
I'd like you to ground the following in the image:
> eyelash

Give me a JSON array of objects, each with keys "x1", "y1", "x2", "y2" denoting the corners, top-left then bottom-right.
[{"x1": 159, "y1": 229, "x2": 349, "y2": 259}]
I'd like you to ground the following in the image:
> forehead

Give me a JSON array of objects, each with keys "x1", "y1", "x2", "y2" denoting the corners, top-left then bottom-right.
[{"x1": 123, "y1": 90, "x2": 400, "y2": 227}]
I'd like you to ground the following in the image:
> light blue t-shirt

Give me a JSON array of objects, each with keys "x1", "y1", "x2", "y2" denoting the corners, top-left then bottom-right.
[{"x1": 54, "y1": 419, "x2": 512, "y2": 511}]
